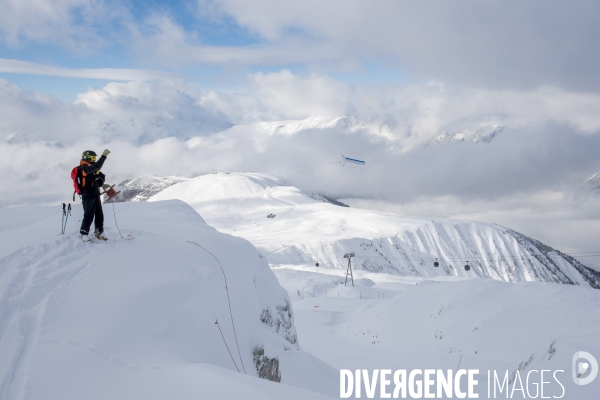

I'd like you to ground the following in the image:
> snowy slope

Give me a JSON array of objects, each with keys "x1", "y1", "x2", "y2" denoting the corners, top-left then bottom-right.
[
  {"x1": 0, "y1": 201, "x2": 337, "y2": 399},
  {"x1": 149, "y1": 172, "x2": 600, "y2": 288},
  {"x1": 273, "y1": 265, "x2": 600, "y2": 399}
]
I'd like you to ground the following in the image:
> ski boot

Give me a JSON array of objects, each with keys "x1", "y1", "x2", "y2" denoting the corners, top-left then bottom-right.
[{"x1": 94, "y1": 230, "x2": 108, "y2": 241}]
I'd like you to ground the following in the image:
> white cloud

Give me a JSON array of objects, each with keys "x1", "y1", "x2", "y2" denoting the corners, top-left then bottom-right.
[
  {"x1": 0, "y1": 58, "x2": 185, "y2": 81},
  {"x1": 0, "y1": 0, "x2": 125, "y2": 52},
  {"x1": 128, "y1": 13, "x2": 342, "y2": 67},
  {"x1": 4, "y1": 71, "x2": 600, "y2": 157},
  {"x1": 3, "y1": 0, "x2": 599, "y2": 93},
  {"x1": 197, "y1": 0, "x2": 600, "y2": 91},
  {"x1": 1, "y1": 72, "x2": 599, "y2": 262}
]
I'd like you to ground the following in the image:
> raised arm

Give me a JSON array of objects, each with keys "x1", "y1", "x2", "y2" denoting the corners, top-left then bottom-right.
[{"x1": 81, "y1": 149, "x2": 110, "y2": 174}]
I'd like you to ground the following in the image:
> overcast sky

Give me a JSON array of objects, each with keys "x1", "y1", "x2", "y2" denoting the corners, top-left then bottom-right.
[{"x1": 0, "y1": 0, "x2": 599, "y2": 267}]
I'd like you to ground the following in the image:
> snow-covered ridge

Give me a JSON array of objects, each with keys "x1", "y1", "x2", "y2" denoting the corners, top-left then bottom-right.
[
  {"x1": 431, "y1": 124, "x2": 504, "y2": 145},
  {"x1": 113, "y1": 174, "x2": 349, "y2": 208},
  {"x1": 147, "y1": 172, "x2": 599, "y2": 289},
  {"x1": 0, "y1": 201, "x2": 337, "y2": 399},
  {"x1": 111, "y1": 175, "x2": 189, "y2": 202},
  {"x1": 254, "y1": 115, "x2": 394, "y2": 140}
]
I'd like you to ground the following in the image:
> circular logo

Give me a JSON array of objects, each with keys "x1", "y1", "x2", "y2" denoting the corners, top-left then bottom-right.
[{"x1": 572, "y1": 351, "x2": 598, "y2": 386}]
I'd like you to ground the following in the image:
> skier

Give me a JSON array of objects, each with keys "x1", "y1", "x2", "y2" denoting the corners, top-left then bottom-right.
[{"x1": 78, "y1": 149, "x2": 111, "y2": 241}]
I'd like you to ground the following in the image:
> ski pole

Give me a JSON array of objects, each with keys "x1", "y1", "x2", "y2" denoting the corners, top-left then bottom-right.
[
  {"x1": 61, "y1": 203, "x2": 66, "y2": 234},
  {"x1": 62, "y1": 203, "x2": 71, "y2": 234},
  {"x1": 66, "y1": 203, "x2": 71, "y2": 231}
]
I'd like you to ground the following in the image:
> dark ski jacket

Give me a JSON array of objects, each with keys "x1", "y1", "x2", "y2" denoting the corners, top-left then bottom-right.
[{"x1": 80, "y1": 155, "x2": 107, "y2": 196}]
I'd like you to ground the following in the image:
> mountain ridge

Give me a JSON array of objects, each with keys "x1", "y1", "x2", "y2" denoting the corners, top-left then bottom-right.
[{"x1": 137, "y1": 172, "x2": 599, "y2": 289}]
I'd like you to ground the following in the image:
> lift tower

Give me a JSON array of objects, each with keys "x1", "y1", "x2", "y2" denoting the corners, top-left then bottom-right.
[{"x1": 343, "y1": 252, "x2": 355, "y2": 286}]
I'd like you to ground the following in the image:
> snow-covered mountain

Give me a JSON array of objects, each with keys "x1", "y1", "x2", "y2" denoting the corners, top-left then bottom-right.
[
  {"x1": 147, "y1": 172, "x2": 600, "y2": 289},
  {"x1": 111, "y1": 175, "x2": 189, "y2": 202},
  {"x1": 112, "y1": 175, "x2": 349, "y2": 208},
  {"x1": 250, "y1": 116, "x2": 394, "y2": 140},
  {"x1": 1, "y1": 175, "x2": 598, "y2": 399},
  {"x1": 430, "y1": 124, "x2": 504, "y2": 145},
  {"x1": 0, "y1": 201, "x2": 337, "y2": 399}
]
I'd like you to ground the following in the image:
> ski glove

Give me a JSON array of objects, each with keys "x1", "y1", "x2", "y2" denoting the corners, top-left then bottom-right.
[
  {"x1": 102, "y1": 184, "x2": 110, "y2": 190},
  {"x1": 102, "y1": 149, "x2": 110, "y2": 156}
]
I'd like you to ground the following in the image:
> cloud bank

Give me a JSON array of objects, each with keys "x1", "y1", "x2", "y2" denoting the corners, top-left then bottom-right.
[{"x1": 1, "y1": 1, "x2": 598, "y2": 266}]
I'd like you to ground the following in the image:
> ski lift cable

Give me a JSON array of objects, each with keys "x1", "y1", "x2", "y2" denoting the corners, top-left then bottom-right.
[
  {"x1": 281, "y1": 249, "x2": 599, "y2": 266},
  {"x1": 355, "y1": 254, "x2": 597, "y2": 261},
  {"x1": 325, "y1": 145, "x2": 345, "y2": 166},
  {"x1": 354, "y1": 249, "x2": 600, "y2": 260},
  {"x1": 315, "y1": 165, "x2": 360, "y2": 191},
  {"x1": 268, "y1": 251, "x2": 598, "y2": 271},
  {"x1": 314, "y1": 144, "x2": 368, "y2": 192}
]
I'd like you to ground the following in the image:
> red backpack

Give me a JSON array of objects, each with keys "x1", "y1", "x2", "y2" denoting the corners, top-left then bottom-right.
[
  {"x1": 72, "y1": 160, "x2": 93, "y2": 200},
  {"x1": 71, "y1": 166, "x2": 82, "y2": 200}
]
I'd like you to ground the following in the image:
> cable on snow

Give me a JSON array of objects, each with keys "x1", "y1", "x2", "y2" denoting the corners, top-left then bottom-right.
[{"x1": 187, "y1": 241, "x2": 247, "y2": 374}]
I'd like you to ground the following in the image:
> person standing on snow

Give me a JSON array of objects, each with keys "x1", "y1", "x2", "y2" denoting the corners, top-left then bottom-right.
[{"x1": 79, "y1": 149, "x2": 111, "y2": 241}]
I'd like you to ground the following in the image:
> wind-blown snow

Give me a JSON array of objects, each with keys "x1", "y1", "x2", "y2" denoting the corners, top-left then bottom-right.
[
  {"x1": 0, "y1": 200, "x2": 337, "y2": 399},
  {"x1": 149, "y1": 172, "x2": 600, "y2": 288}
]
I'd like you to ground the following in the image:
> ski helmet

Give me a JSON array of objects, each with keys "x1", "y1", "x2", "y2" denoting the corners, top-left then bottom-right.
[{"x1": 82, "y1": 150, "x2": 97, "y2": 162}]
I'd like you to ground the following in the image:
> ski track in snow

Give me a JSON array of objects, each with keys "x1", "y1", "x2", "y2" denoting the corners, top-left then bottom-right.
[{"x1": 0, "y1": 238, "x2": 101, "y2": 400}]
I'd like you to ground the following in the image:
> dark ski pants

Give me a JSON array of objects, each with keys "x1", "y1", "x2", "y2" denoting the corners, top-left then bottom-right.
[{"x1": 80, "y1": 195, "x2": 104, "y2": 235}]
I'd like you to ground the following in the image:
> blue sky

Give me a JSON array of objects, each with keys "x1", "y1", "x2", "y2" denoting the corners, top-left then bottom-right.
[
  {"x1": 6, "y1": 0, "x2": 598, "y2": 101},
  {"x1": 0, "y1": 1, "x2": 264, "y2": 100},
  {"x1": 1, "y1": 0, "x2": 412, "y2": 101}
]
